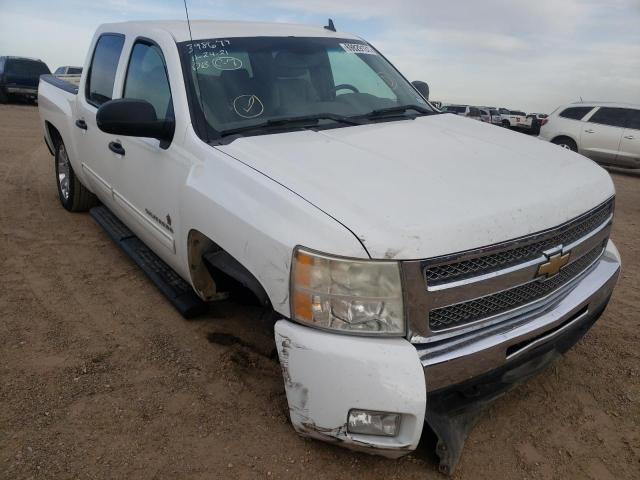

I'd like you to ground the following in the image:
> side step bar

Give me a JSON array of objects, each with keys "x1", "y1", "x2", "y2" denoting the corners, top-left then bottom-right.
[{"x1": 90, "y1": 205, "x2": 207, "y2": 318}]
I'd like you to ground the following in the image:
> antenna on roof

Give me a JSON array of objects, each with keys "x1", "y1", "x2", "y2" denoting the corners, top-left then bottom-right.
[
  {"x1": 182, "y1": 0, "x2": 207, "y2": 142},
  {"x1": 324, "y1": 18, "x2": 336, "y2": 32}
]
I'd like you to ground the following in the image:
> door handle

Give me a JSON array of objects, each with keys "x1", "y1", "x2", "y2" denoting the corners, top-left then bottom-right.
[
  {"x1": 108, "y1": 141, "x2": 125, "y2": 156},
  {"x1": 623, "y1": 135, "x2": 635, "y2": 140},
  {"x1": 75, "y1": 119, "x2": 87, "y2": 130},
  {"x1": 584, "y1": 129, "x2": 594, "y2": 133}
]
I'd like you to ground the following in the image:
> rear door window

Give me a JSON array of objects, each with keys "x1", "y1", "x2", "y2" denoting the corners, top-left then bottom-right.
[
  {"x1": 6, "y1": 59, "x2": 50, "y2": 77},
  {"x1": 123, "y1": 41, "x2": 173, "y2": 121},
  {"x1": 86, "y1": 34, "x2": 125, "y2": 107},
  {"x1": 559, "y1": 106, "x2": 593, "y2": 121},
  {"x1": 588, "y1": 107, "x2": 630, "y2": 128},
  {"x1": 625, "y1": 109, "x2": 640, "y2": 131}
]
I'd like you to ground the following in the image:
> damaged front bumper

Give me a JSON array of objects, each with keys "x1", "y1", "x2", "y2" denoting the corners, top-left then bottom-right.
[
  {"x1": 274, "y1": 241, "x2": 620, "y2": 469},
  {"x1": 275, "y1": 321, "x2": 426, "y2": 458}
]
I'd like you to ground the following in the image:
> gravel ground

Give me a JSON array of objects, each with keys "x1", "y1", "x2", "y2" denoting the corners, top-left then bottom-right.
[{"x1": 0, "y1": 103, "x2": 638, "y2": 479}]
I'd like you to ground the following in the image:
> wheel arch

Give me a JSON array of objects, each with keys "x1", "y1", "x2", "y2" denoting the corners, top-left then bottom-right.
[
  {"x1": 44, "y1": 120, "x2": 62, "y2": 151},
  {"x1": 186, "y1": 228, "x2": 271, "y2": 308},
  {"x1": 550, "y1": 134, "x2": 578, "y2": 147}
]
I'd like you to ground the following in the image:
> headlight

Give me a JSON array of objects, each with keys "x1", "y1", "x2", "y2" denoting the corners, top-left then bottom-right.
[{"x1": 290, "y1": 247, "x2": 405, "y2": 335}]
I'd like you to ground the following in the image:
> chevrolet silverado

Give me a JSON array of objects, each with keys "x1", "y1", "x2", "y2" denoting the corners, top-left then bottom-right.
[{"x1": 38, "y1": 20, "x2": 620, "y2": 474}]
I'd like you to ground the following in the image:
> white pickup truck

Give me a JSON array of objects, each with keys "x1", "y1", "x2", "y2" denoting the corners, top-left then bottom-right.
[{"x1": 38, "y1": 20, "x2": 620, "y2": 474}]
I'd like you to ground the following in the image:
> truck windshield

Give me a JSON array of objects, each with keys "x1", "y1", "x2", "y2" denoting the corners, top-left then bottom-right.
[{"x1": 179, "y1": 36, "x2": 432, "y2": 138}]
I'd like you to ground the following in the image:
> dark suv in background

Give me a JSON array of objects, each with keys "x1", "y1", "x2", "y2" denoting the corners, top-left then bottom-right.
[{"x1": 0, "y1": 56, "x2": 50, "y2": 104}]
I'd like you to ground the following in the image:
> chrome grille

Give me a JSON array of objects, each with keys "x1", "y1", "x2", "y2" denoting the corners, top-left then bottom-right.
[
  {"x1": 429, "y1": 243, "x2": 605, "y2": 331},
  {"x1": 424, "y1": 199, "x2": 614, "y2": 285}
]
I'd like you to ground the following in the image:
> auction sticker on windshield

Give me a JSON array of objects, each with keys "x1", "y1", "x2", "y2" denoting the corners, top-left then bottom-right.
[{"x1": 339, "y1": 43, "x2": 377, "y2": 55}]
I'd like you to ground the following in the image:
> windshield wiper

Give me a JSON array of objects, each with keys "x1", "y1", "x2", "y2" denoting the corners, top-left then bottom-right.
[
  {"x1": 362, "y1": 104, "x2": 435, "y2": 119},
  {"x1": 219, "y1": 113, "x2": 364, "y2": 137}
]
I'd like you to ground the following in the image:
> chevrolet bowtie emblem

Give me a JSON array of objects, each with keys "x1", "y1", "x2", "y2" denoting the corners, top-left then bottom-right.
[{"x1": 537, "y1": 251, "x2": 571, "y2": 278}]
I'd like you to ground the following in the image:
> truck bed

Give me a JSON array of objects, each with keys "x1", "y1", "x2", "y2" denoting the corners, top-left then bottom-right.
[{"x1": 40, "y1": 74, "x2": 78, "y2": 95}]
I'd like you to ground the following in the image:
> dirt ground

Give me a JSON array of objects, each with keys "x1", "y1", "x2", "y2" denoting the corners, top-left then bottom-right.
[{"x1": 0, "y1": 103, "x2": 638, "y2": 480}]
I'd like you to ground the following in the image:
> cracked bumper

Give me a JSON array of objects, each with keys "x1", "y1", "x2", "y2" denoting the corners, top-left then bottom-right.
[
  {"x1": 275, "y1": 321, "x2": 426, "y2": 458},
  {"x1": 274, "y1": 241, "x2": 620, "y2": 458}
]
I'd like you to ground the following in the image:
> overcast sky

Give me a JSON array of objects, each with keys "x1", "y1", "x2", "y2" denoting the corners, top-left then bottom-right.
[{"x1": 1, "y1": 0, "x2": 638, "y2": 112}]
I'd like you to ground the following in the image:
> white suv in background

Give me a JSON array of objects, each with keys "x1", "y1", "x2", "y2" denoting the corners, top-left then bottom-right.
[
  {"x1": 442, "y1": 104, "x2": 483, "y2": 121},
  {"x1": 540, "y1": 102, "x2": 640, "y2": 168}
]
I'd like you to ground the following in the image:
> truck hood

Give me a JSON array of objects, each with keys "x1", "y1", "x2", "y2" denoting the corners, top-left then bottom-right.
[{"x1": 217, "y1": 113, "x2": 614, "y2": 259}]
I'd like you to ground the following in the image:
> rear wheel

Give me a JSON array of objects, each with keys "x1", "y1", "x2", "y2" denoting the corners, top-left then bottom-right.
[
  {"x1": 551, "y1": 137, "x2": 577, "y2": 152},
  {"x1": 0, "y1": 88, "x2": 8, "y2": 104},
  {"x1": 55, "y1": 140, "x2": 98, "y2": 212}
]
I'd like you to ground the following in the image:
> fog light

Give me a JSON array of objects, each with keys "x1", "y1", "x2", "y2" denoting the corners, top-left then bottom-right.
[{"x1": 347, "y1": 409, "x2": 401, "y2": 437}]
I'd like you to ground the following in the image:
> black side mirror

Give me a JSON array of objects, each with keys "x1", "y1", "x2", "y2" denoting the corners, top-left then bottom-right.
[
  {"x1": 412, "y1": 80, "x2": 429, "y2": 100},
  {"x1": 96, "y1": 99, "x2": 174, "y2": 145}
]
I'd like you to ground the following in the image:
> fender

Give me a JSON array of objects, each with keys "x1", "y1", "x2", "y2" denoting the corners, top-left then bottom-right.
[{"x1": 178, "y1": 128, "x2": 370, "y2": 317}]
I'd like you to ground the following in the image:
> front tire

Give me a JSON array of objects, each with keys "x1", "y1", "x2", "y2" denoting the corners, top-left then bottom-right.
[
  {"x1": 0, "y1": 88, "x2": 8, "y2": 104},
  {"x1": 502, "y1": 120, "x2": 510, "y2": 128},
  {"x1": 55, "y1": 140, "x2": 97, "y2": 212},
  {"x1": 551, "y1": 137, "x2": 578, "y2": 152}
]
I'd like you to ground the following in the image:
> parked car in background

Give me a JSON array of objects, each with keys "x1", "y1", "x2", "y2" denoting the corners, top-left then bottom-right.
[
  {"x1": 54, "y1": 66, "x2": 83, "y2": 75},
  {"x1": 498, "y1": 108, "x2": 530, "y2": 129},
  {"x1": 477, "y1": 107, "x2": 502, "y2": 125},
  {"x1": 443, "y1": 104, "x2": 482, "y2": 121},
  {"x1": 528, "y1": 113, "x2": 548, "y2": 121},
  {"x1": 54, "y1": 66, "x2": 83, "y2": 86},
  {"x1": 527, "y1": 113, "x2": 548, "y2": 134},
  {"x1": 0, "y1": 56, "x2": 50, "y2": 103},
  {"x1": 540, "y1": 102, "x2": 640, "y2": 168},
  {"x1": 478, "y1": 108, "x2": 491, "y2": 123},
  {"x1": 442, "y1": 104, "x2": 467, "y2": 115},
  {"x1": 489, "y1": 108, "x2": 503, "y2": 125}
]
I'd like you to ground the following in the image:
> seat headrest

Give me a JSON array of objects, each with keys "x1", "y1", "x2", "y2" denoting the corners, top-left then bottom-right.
[{"x1": 273, "y1": 51, "x2": 321, "y2": 78}]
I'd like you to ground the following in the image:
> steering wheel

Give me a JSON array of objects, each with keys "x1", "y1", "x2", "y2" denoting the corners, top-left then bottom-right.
[{"x1": 331, "y1": 83, "x2": 360, "y2": 94}]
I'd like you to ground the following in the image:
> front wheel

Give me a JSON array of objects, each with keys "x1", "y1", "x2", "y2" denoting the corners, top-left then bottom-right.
[
  {"x1": 55, "y1": 140, "x2": 98, "y2": 212},
  {"x1": 0, "y1": 88, "x2": 8, "y2": 104},
  {"x1": 551, "y1": 137, "x2": 578, "y2": 152}
]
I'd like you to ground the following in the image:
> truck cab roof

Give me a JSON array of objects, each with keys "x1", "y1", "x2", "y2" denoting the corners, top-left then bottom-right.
[{"x1": 97, "y1": 19, "x2": 361, "y2": 42}]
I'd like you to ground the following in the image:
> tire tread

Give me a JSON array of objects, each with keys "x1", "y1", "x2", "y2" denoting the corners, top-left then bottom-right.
[{"x1": 55, "y1": 140, "x2": 98, "y2": 212}]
